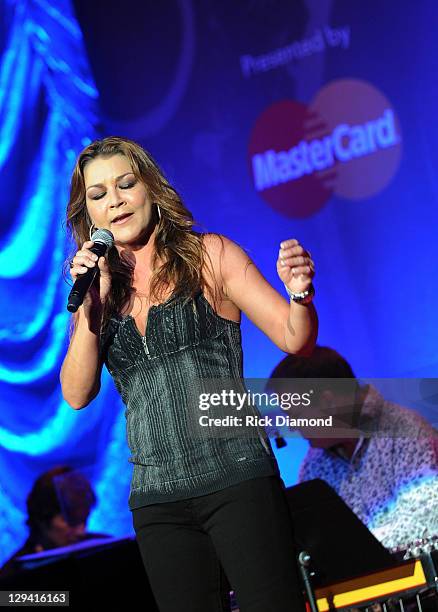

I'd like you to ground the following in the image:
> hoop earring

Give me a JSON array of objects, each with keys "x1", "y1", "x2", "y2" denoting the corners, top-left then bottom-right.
[
  {"x1": 156, "y1": 204, "x2": 161, "y2": 222},
  {"x1": 89, "y1": 223, "x2": 96, "y2": 241}
]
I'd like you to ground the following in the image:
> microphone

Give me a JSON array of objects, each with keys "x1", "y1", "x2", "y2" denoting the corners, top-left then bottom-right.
[{"x1": 66, "y1": 228, "x2": 114, "y2": 313}]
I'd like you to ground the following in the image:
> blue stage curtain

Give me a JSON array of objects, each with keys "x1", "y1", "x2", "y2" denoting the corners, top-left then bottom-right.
[{"x1": 0, "y1": 0, "x2": 132, "y2": 566}]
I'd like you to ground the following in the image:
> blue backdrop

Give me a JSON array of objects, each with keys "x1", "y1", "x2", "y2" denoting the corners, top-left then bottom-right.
[{"x1": 1, "y1": 0, "x2": 437, "y2": 564}]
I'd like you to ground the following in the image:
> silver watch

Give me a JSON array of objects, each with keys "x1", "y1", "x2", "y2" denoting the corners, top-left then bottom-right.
[{"x1": 284, "y1": 283, "x2": 315, "y2": 304}]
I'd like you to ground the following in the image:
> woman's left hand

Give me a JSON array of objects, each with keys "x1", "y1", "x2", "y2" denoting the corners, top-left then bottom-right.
[{"x1": 277, "y1": 238, "x2": 315, "y2": 293}]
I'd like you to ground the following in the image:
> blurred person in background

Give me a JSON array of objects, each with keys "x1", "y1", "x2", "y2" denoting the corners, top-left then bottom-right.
[
  {"x1": 268, "y1": 346, "x2": 438, "y2": 551},
  {"x1": 0, "y1": 465, "x2": 109, "y2": 578}
]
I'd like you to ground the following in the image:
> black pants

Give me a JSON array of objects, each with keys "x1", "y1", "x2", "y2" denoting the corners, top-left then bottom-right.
[{"x1": 132, "y1": 475, "x2": 305, "y2": 612}]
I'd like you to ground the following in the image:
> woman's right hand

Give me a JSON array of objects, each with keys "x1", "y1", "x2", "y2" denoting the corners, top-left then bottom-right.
[{"x1": 69, "y1": 240, "x2": 111, "y2": 313}]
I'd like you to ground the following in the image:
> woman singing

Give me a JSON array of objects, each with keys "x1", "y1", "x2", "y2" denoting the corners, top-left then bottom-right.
[{"x1": 60, "y1": 136, "x2": 318, "y2": 612}]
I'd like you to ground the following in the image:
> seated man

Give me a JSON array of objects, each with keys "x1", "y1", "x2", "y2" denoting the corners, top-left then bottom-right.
[
  {"x1": 268, "y1": 346, "x2": 438, "y2": 551},
  {"x1": 0, "y1": 465, "x2": 110, "y2": 577}
]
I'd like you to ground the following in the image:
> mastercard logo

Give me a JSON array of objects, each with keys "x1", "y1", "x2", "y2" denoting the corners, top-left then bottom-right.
[{"x1": 248, "y1": 79, "x2": 402, "y2": 218}]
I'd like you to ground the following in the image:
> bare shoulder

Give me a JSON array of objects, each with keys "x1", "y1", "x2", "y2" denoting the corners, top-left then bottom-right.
[
  {"x1": 200, "y1": 233, "x2": 242, "y2": 322},
  {"x1": 201, "y1": 232, "x2": 252, "y2": 297},
  {"x1": 201, "y1": 232, "x2": 226, "y2": 260},
  {"x1": 201, "y1": 232, "x2": 249, "y2": 257},
  {"x1": 200, "y1": 233, "x2": 225, "y2": 292}
]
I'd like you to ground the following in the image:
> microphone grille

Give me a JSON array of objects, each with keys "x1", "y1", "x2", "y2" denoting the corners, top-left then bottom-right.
[{"x1": 90, "y1": 228, "x2": 114, "y2": 250}]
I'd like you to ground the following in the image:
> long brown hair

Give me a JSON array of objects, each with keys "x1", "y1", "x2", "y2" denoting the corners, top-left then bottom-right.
[{"x1": 64, "y1": 136, "x2": 219, "y2": 336}]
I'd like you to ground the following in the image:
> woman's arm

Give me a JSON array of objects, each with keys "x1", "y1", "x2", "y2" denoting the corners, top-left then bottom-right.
[
  {"x1": 204, "y1": 234, "x2": 318, "y2": 355},
  {"x1": 60, "y1": 305, "x2": 105, "y2": 409}
]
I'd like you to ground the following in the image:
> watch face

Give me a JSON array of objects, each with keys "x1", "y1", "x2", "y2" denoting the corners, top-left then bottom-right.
[
  {"x1": 292, "y1": 285, "x2": 314, "y2": 304},
  {"x1": 286, "y1": 283, "x2": 314, "y2": 303}
]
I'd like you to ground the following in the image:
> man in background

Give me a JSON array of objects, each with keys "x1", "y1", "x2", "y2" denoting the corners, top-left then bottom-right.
[
  {"x1": 0, "y1": 465, "x2": 109, "y2": 577},
  {"x1": 268, "y1": 346, "x2": 438, "y2": 551}
]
